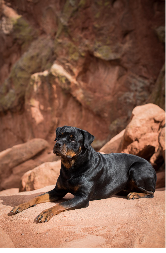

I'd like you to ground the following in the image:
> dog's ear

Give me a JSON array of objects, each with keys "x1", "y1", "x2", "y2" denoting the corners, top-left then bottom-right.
[
  {"x1": 81, "y1": 129, "x2": 94, "y2": 149},
  {"x1": 55, "y1": 127, "x2": 61, "y2": 140}
]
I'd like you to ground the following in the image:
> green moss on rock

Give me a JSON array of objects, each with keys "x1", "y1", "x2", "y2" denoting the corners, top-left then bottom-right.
[
  {"x1": 13, "y1": 17, "x2": 38, "y2": 52},
  {"x1": 93, "y1": 43, "x2": 122, "y2": 61},
  {"x1": 0, "y1": 37, "x2": 54, "y2": 112},
  {"x1": 55, "y1": 0, "x2": 79, "y2": 39}
]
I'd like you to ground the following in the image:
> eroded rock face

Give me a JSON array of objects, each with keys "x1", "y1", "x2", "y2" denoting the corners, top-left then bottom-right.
[{"x1": 0, "y1": 0, "x2": 165, "y2": 152}]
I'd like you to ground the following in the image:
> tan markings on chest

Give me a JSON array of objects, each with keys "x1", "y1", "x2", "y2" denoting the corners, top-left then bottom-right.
[{"x1": 61, "y1": 158, "x2": 75, "y2": 169}]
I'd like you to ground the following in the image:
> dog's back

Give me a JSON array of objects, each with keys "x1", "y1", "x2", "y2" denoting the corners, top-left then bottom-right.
[{"x1": 85, "y1": 150, "x2": 156, "y2": 200}]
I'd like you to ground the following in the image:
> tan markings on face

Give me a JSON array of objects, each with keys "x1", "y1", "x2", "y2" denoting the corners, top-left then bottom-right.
[
  {"x1": 66, "y1": 149, "x2": 76, "y2": 157},
  {"x1": 61, "y1": 144, "x2": 76, "y2": 158}
]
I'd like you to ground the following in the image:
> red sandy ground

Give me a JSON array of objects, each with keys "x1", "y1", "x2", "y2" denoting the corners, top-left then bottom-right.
[{"x1": 0, "y1": 186, "x2": 165, "y2": 248}]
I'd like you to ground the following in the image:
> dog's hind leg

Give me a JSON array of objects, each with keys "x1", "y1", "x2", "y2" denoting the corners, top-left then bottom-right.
[
  {"x1": 127, "y1": 162, "x2": 156, "y2": 200},
  {"x1": 127, "y1": 191, "x2": 154, "y2": 200}
]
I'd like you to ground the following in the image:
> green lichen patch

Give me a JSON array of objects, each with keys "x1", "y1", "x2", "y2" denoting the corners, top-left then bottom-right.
[
  {"x1": 55, "y1": 0, "x2": 80, "y2": 39},
  {"x1": 67, "y1": 41, "x2": 80, "y2": 61},
  {"x1": 54, "y1": 38, "x2": 81, "y2": 63},
  {"x1": 13, "y1": 17, "x2": 39, "y2": 52},
  {"x1": 0, "y1": 37, "x2": 54, "y2": 112},
  {"x1": 93, "y1": 44, "x2": 122, "y2": 61}
]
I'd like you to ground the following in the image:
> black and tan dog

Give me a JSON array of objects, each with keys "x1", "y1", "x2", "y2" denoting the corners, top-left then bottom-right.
[{"x1": 9, "y1": 126, "x2": 157, "y2": 223}]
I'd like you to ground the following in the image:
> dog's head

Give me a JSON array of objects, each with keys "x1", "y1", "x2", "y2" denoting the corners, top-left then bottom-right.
[{"x1": 53, "y1": 126, "x2": 94, "y2": 159}]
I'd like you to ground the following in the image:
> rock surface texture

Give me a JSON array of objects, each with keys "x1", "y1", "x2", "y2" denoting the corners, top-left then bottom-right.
[
  {"x1": 100, "y1": 103, "x2": 165, "y2": 188},
  {"x1": 0, "y1": 0, "x2": 165, "y2": 151},
  {"x1": 0, "y1": 185, "x2": 165, "y2": 248},
  {"x1": 0, "y1": 138, "x2": 49, "y2": 190},
  {"x1": 20, "y1": 160, "x2": 61, "y2": 192}
]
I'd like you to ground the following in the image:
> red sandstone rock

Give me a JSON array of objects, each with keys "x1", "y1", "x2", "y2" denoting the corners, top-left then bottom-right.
[
  {"x1": 156, "y1": 171, "x2": 165, "y2": 189},
  {"x1": 159, "y1": 127, "x2": 165, "y2": 160},
  {"x1": 118, "y1": 104, "x2": 165, "y2": 160},
  {"x1": 0, "y1": 139, "x2": 49, "y2": 190},
  {"x1": 20, "y1": 160, "x2": 61, "y2": 192},
  {"x1": 0, "y1": 0, "x2": 164, "y2": 152},
  {"x1": 0, "y1": 185, "x2": 164, "y2": 248},
  {"x1": 100, "y1": 129, "x2": 125, "y2": 154}
]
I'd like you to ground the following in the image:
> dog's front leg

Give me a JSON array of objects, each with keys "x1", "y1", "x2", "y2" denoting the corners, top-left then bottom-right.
[
  {"x1": 8, "y1": 187, "x2": 67, "y2": 216},
  {"x1": 35, "y1": 194, "x2": 90, "y2": 223},
  {"x1": 8, "y1": 193, "x2": 54, "y2": 215}
]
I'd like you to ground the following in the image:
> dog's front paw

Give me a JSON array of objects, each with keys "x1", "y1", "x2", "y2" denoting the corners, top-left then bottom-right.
[
  {"x1": 8, "y1": 202, "x2": 31, "y2": 216},
  {"x1": 35, "y1": 204, "x2": 66, "y2": 223},
  {"x1": 35, "y1": 209, "x2": 53, "y2": 223},
  {"x1": 8, "y1": 205, "x2": 24, "y2": 216}
]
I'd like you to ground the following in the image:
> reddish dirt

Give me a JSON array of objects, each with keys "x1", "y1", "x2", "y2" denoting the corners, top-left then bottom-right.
[{"x1": 0, "y1": 185, "x2": 165, "y2": 248}]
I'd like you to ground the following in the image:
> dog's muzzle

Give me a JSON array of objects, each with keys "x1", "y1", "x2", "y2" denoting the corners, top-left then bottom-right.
[{"x1": 53, "y1": 141, "x2": 63, "y2": 156}]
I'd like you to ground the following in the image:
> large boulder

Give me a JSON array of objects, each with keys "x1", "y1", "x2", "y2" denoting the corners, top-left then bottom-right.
[
  {"x1": 100, "y1": 104, "x2": 165, "y2": 164},
  {"x1": 0, "y1": 185, "x2": 164, "y2": 247},
  {"x1": 20, "y1": 160, "x2": 61, "y2": 192},
  {"x1": 100, "y1": 103, "x2": 165, "y2": 188},
  {"x1": 118, "y1": 104, "x2": 165, "y2": 161},
  {"x1": 100, "y1": 129, "x2": 125, "y2": 154},
  {"x1": 0, "y1": 139, "x2": 49, "y2": 190},
  {"x1": 0, "y1": 152, "x2": 60, "y2": 190}
]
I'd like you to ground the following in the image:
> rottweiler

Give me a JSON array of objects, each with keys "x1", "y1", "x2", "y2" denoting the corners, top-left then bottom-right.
[{"x1": 9, "y1": 126, "x2": 157, "y2": 223}]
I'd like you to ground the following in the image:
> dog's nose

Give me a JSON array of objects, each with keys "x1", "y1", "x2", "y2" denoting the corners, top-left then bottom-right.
[{"x1": 55, "y1": 141, "x2": 62, "y2": 148}]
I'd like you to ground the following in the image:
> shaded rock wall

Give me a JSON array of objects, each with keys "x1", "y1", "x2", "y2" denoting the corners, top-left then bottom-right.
[{"x1": 0, "y1": 0, "x2": 165, "y2": 151}]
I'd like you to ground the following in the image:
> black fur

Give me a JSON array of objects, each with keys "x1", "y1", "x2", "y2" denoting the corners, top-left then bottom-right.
[{"x1": 49, "y1": 126, "x2": 157, "y2": 210}]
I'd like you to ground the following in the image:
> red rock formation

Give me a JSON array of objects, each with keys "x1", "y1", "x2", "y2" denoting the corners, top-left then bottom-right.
[
  {"x1": 0, "y1": 0, "x2": 165, "y2": 151},
  {"x1": 100, "y1": 103, "x2": 165, "y2": 188},
  {"x1": 0, "y1": 138, "x2": 49, "y2": 190}
]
